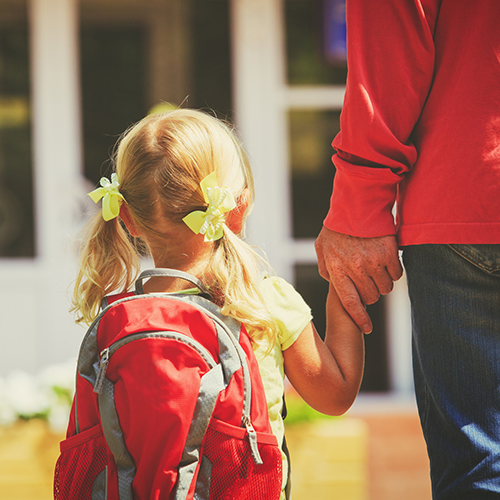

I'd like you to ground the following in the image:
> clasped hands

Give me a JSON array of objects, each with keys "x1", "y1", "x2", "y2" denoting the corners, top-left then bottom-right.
[{"x1": 315, "y1": 227, "x2": 403, "y2": 334}]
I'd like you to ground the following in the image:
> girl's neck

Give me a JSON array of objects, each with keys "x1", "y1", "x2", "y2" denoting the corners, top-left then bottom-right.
[
  {"x1": 142, "y1": 262, "x2": 210, "y2": 294},
  {"x1": 139, "y1": 217, "x2": 215, "y2": 294},
  {"x1": 144, "y1": 244, "x2": 214, "y2": 294}
]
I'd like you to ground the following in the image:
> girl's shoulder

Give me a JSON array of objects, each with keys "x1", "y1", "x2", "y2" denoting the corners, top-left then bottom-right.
[
  {"x1": 258, "y1": 275, "x2": 304, "y2": 303},
  {"x1": 258, "y1": 276, "x2": 312, "y2": 349}
]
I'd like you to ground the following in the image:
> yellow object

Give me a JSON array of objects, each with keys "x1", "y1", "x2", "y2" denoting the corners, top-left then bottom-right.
[
  {"x1": 0, "y1": 420, "x2": 64, "y2": 500},
  {"x1": 148, "y1": 102, "x2": 178, "y2": 115},
  {"x1": 182, "y1": 172, "x2": 236, "y2": 241},
  {"x1": 88, "y1": 173, "x2": 126, "y2": 221},
  {"x1": 285, "y1": 418, "x2": 368, "y2": 500},
  {"x1": 0, "y1": 97, "x2": 30, "y2": 128}
]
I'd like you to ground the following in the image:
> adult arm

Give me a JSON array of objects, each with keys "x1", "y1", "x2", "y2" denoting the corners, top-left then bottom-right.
[{"x1": 316, "y1": 0, "x2": 440, "y2": 331}]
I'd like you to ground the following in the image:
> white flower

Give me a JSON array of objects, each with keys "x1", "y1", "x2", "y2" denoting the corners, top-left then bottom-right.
[
  {"x1": 0, "y1": 358, "x2": 76, "y2": 431},
  {"x1": 40, "y1": 358, "x2": 76, "y2": 396},
  {"x1": 4, "y1": 370, "x2": 51, "y2": 418}
]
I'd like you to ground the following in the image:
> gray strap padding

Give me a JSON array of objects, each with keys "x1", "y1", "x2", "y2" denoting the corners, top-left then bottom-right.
[
  {"x1": 135, "y1": 268, "x2": 209, "y2": 295},
  {"x1": 74, "y1": 391, "x2": 80, "y2": 434},
  {"x1": 91, "y1": 466, "x2": 107, "y2": 500},
  {"x1": 180, "y1": 295, "x2": 242, "y2": 342},
  {"x1": 214, "y1": 323, "x2": 244, "y2": 385},
  {"x1": 174, "y1": 364, "x2": 225, "y2": 500},
  {"x1": 163, "y1": 295, "x2": 244, "y2": 384},
  {"x1": 98, "y1": 378, "x2": 136, "y2": 500},
  {"x1": 78, "y1": 319, "x2": 101, "y2": 387},
  {"x1": 194, "y1": 456, "x2": 212, "y2": 500}
]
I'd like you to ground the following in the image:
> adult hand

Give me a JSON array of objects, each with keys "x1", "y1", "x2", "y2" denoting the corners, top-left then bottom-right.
[{"x1": 315, "y1": 227, "x2": 403, "y2": 333}]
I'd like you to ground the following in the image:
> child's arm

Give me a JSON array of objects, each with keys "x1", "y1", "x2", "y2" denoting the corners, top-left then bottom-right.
[{"x1": 283, "y1": 283, "x2": 365, "y2": 416}]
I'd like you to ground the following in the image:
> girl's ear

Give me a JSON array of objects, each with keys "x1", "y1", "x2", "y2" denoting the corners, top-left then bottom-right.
[
  {"x1": 226, "y1": 188, "x2": 250, "y2": 234},
  {"x1": 119, "y1": 204, "x2": 142, "y2": 237}
]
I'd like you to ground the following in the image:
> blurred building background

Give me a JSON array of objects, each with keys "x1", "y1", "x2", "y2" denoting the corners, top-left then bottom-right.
[{"x1": 0, "y1": 0, "x2": 414, "y2": 407}]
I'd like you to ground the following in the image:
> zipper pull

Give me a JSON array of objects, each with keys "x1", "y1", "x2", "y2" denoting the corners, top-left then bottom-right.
[
  {"x1": 93, "y1": 348, "x2": 110, "y2": 394},
  {"x1": 244, "y1": 415, "x2": 263, "y2": 465}
]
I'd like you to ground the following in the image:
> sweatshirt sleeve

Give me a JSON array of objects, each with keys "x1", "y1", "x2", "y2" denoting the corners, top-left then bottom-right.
[{"x1": 324, "y1": 0, "x2": 440, "y2": 237}]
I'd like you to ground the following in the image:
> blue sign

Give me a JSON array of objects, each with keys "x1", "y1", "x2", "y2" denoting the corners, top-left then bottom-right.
[{"x1": 324, "y1": 0, "x2": 347, "y2": 64}]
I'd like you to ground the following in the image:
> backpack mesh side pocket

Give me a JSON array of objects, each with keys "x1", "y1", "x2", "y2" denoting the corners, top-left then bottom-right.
[
  {"x1": 202, "y1": 419, "x2": 282, "y2": 500},
  {"x1": 54, "y1": 424, "x2": 108, "y2": 500}
]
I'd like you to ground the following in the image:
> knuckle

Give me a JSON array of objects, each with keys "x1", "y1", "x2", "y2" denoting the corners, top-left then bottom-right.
[
  {"x1": 317, "y1": 266, "x2": 330, "y2": 282},
  {"x1": 379, "y1": 281, "x2": 394, "y2": 295},
  {"x1": 342, "y1": 293, "x2": 361, "y2": 310},
  {"x1": 362, "y1": 290, "x2": 380, "y2": 305},
  {"x1": 329, "y1": 263, "x2": 350, "y2": 283}
]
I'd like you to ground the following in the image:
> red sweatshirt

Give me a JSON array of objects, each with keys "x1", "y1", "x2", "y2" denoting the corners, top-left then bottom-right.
[{"x1": 324, "y1": 0, "x2": 500, "y2": 245}]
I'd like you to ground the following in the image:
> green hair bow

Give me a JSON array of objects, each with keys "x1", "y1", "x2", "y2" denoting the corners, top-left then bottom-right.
[{"x1": 183, "y1": 172, "x2": 236, "y2": 242}]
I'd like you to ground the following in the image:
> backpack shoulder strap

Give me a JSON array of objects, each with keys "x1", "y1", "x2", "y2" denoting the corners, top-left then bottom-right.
[{"x1": 101, "y1": 291, "x2": 135, "y2": 310}]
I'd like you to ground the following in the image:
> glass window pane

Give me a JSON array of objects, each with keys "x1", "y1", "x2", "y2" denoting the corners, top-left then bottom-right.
[
  {"x1": 80, "y1": 0, "x2": 232, "y2": 186},
  {"x1": 80, "y1": 25, "x2": 148, "y2": 184},
  {"x1": 191, "y1": 0, "x2": 232, "y2": 119},
  {"x1": 0, "y1": 1, "x2": 34, "y2": 257},
  {"x1": 289, "y1": 109, "x2": 338, "y2": 239},
  {"x1": 294, "y1": 264, "x2": 390, "y2": 392},
  {"x1": 285, "y1": 0, "x2": 347, "y2": 85}
]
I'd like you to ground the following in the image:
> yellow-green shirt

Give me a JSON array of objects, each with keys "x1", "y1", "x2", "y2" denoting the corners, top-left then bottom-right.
[{"x1": 250, "y1": 276, "x2": 313, "y2": 499}]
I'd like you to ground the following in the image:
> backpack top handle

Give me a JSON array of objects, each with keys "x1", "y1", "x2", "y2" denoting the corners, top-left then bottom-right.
[{"x1": 135, "y1": 268, "x2": 210, "y2": 297}]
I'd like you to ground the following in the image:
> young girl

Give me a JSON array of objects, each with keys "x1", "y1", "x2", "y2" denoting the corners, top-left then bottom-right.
[{"x1": 72, "y1": 108, "x2": 364, "y2": 499}]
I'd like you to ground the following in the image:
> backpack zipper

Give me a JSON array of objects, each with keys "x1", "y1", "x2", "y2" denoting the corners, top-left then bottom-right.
[
  {"x1": 243, "y1": 414, "x2": 264, "y2": 465},
  {"x1": 94, "y1": 347, "x2": 110, "y2": 394}
]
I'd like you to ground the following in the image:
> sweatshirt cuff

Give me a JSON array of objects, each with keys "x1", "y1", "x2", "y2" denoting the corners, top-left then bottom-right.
[{"x1": 323, "y1": 155, "x2": 399, "y2": 237}]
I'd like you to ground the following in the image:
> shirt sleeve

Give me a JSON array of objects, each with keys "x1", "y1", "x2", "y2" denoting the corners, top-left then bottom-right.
[
  {"x1": 259, "y1": 276, "x2": 313, "y2": 351},
  {"x1": 324, "y1": 0, "x2": 440, "y2": 237}
]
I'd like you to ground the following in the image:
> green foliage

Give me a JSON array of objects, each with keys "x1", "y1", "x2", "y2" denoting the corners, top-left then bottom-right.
[{"x1": 284, "y1": 394, "x2": 339, "y2": 426}]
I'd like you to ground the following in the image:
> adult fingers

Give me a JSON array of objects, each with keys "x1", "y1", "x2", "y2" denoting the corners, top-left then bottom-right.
[
  {"x1": 376, "y1": 235, "x2": 403, "y2": 282},
  {"x1": 315, "y1": 229, "x2": 332, "y2": 282},
  {"x1": 369, "y1": 265, "x2": 396, "y2": 296},
  {"x1": 334, "y1": 275, "x2": 373, "y2": 334},
  {"x1": 342, "y1": 253, "x2": 381, "y2": 305},
  {"x1": 316, "y1": 247, "x2": 330, "y2": 282},
  {"x1": 357, "y1": 235, "x2": 402, "y2": 296},
  {"x1": 387, "y1": 253, "x2": 404, "y2": 282}
]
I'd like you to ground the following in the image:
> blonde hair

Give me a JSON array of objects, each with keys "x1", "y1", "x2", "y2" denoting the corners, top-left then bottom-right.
[{"x1": 72, "y1": 109, "x2": 278, "y2": 345}]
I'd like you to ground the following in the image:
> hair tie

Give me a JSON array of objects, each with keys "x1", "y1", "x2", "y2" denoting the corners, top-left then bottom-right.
[
  {"x1": 88, "y1": 173, "x2": 126, "y2": 221},
  {"x1": 183, "y1": 172, "x2": 236, "y2": 242}
]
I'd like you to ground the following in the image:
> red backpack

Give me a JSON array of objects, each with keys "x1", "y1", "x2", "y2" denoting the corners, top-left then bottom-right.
[{"x1": 54, "y1": 269, "x2": 282, "y2": 500}]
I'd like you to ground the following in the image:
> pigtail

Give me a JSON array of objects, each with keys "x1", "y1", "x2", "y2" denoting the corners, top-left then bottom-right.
[
  {"x1": 71, "y1": 212, "x2": 141, "y2": 324},
  {"x1": 210, "y1": 227, "x2": 279, "y2": 349}
]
